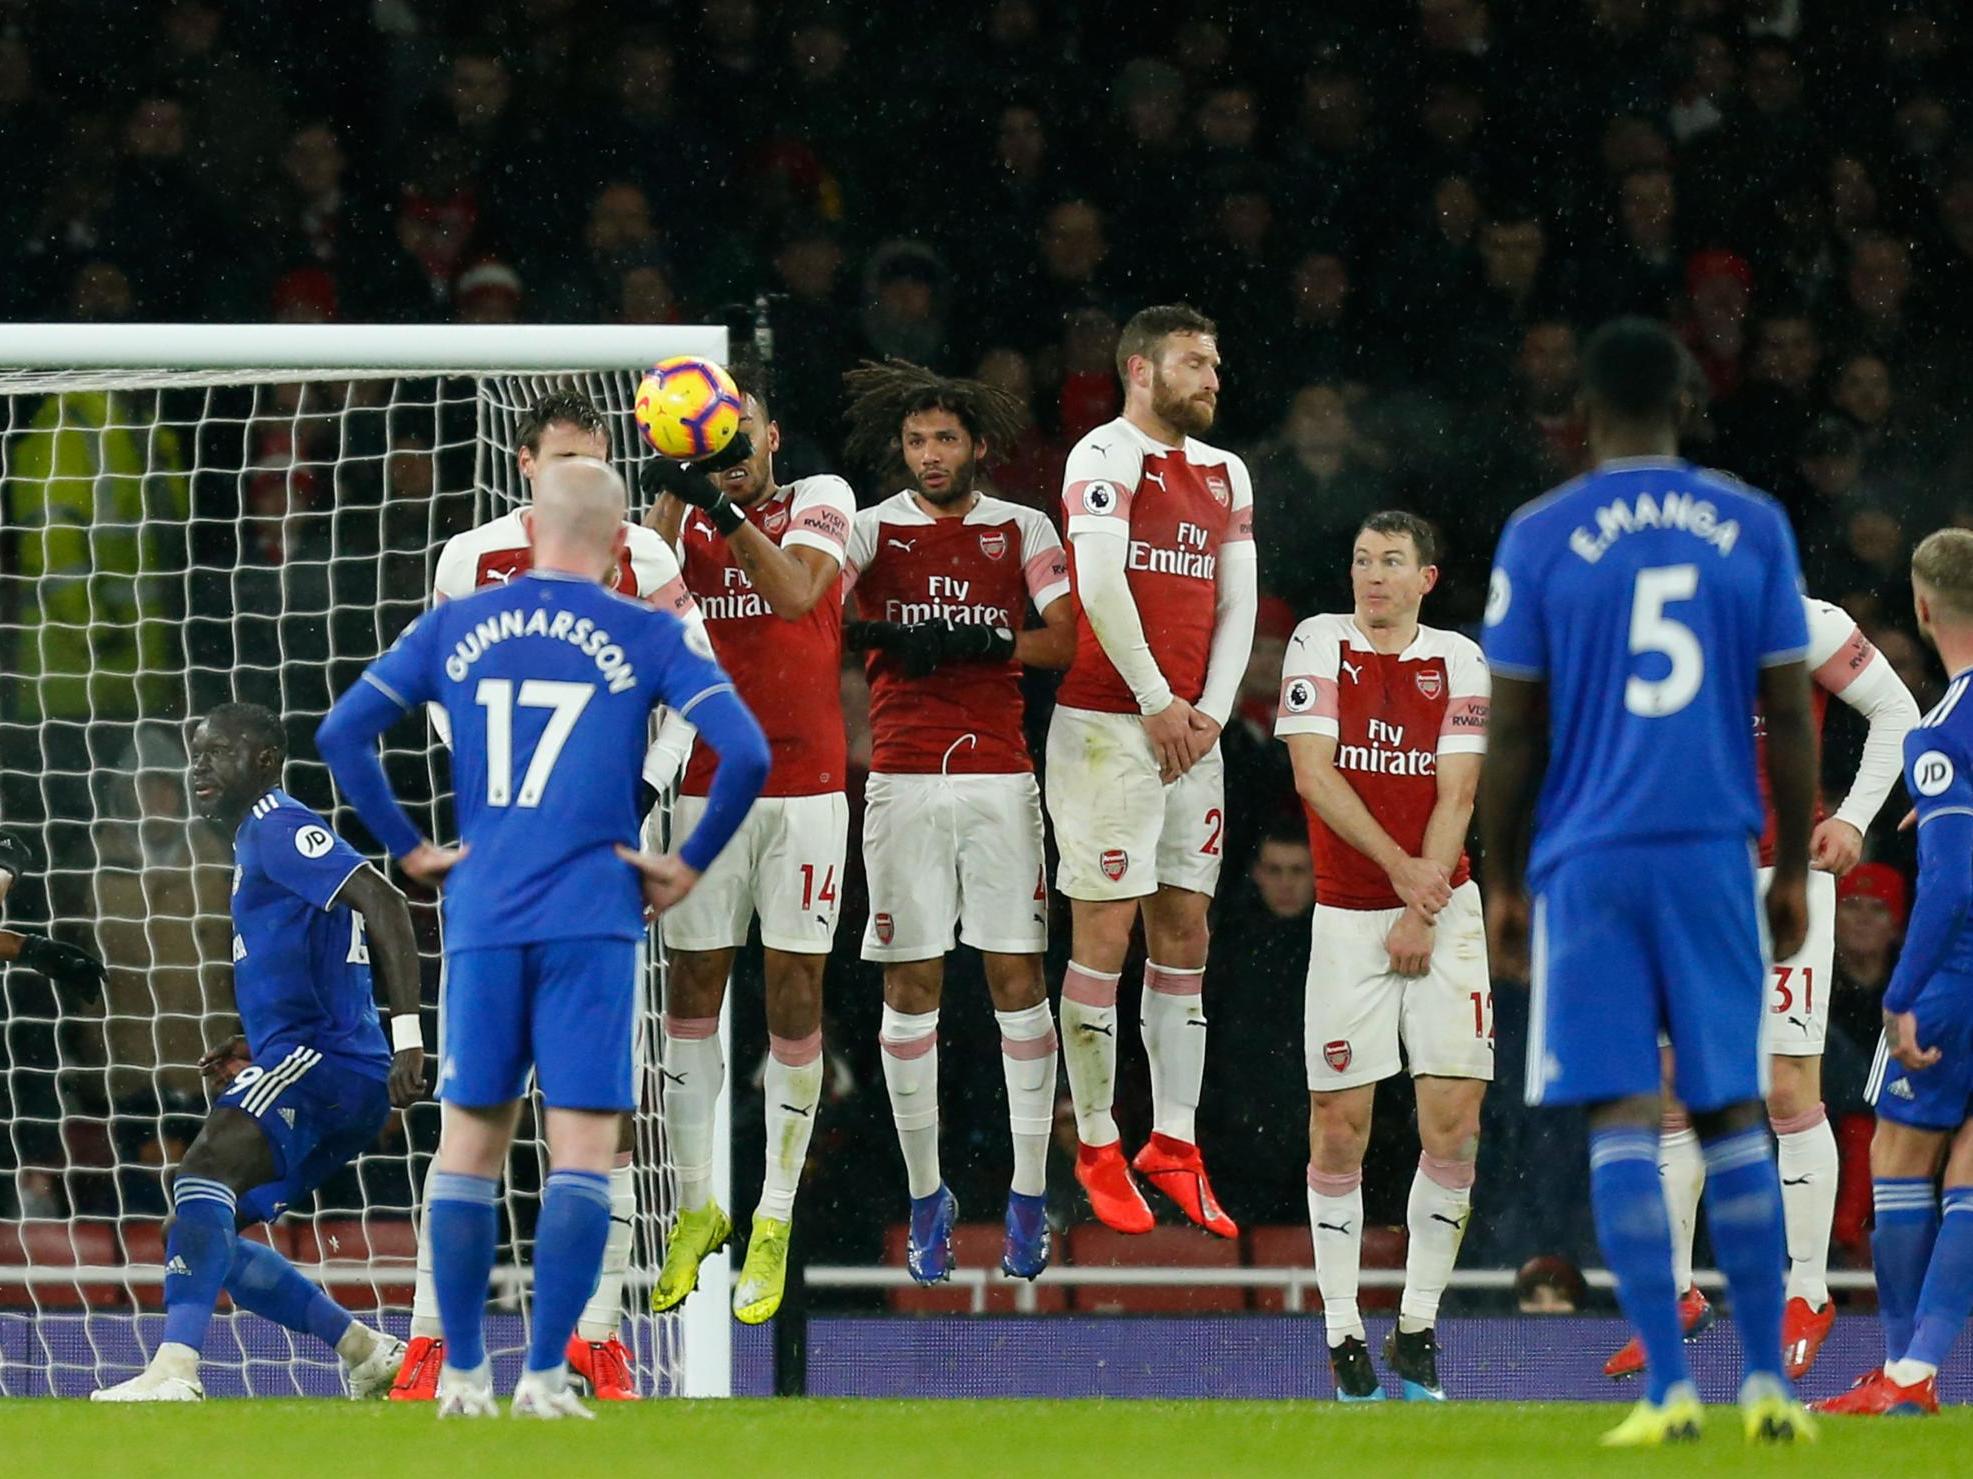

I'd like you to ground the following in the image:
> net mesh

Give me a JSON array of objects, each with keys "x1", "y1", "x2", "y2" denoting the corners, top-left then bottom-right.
[{"x1": 0, "y1": 361, "x2": 683, "y2": 1396}]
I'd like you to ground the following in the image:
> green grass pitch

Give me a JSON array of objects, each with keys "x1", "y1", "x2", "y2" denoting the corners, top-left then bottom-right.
[{"x1": 4, "y1": 1399, "x2": 1968, "y2": 1478}]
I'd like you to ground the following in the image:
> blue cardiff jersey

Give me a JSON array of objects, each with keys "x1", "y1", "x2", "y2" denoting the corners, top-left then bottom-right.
[
  {"x1": 1886, "y1": 674, "x2": 1973, "y2": 1008},
  {"x1": 232, "y1": 790, "x2": 390, "y2": 1078},
  {"x1": 1483, "y1": 457, "x2": 1810, "y2": 882},
  {"x1": 358, "y1": 571, "x2": 737, "y2": 949}
]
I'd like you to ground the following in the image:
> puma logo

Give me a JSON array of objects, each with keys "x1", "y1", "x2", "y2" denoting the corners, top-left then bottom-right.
[
  {"x1": 1143, "y1": 470, "x2": 1165, "y2": 488},
  {"x1": 887, "y1": 538, "x2": 917, "y2": 552},
  {"x1": 1316, "y1": 1221, "x2": 1353, "y2": 1235},
  {"x1": 661, "y1": 1069, "x2": 685, "y2": 1086},
  {"x1": 1430, "y1": 1213, "x2": 1463, "y2": 1228},
  {"x1": 1083, "y1": 1023, "x2": 1114, "y2": 1038},
  {"x1": 1782, "y1": 1176, "x2": 1811, "y2": 1186},
  {"x1": 487, "y1": 568, "x2": 514, "y2": 585},
  {"x1": 1341, "y1": 660, "x2": 1362, "y2": 682},
  {"x1": 780, "y1": 1103, "x2": 813, "y2": 1118}
]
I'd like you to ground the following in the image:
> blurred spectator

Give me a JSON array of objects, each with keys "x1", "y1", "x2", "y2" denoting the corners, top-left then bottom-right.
[
  {"x1": 1515, "y1": 1255, "x2": 1587, "y2": 1313},
  {"x1": 533, "y1": 180, "x2": 667, "y2": 322},
  {"x1": 1219, "y1": 597, "x2": 1302, "y2": 875},
  {"x1": 453, "y1": 259, "x2": 524, "y2": 324},
  {"x1": 1679, "y1": 250, "x2": 1754, "y2": 404},
  {"x1": 859, "y1": 241, "x2": 952, "y2": 369},
  {"x1": 1252, "y1": 384, "x2": 1393, "y2": 615},
  {"x1": 975, "y1": 347, "x2": 1063, "y2": 508},
  {"x1": 1720, "y1": 308, "x2": 1822, "y2": 490},
  {"x1": 152, "y1": 0, "x2": 289, "y2": 199},
  {"x1": 1591, "y1": 166, "x2": 1681, "y2": 320}
]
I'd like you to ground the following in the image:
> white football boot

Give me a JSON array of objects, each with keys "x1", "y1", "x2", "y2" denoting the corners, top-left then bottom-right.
[
  {"x1": 511, "y1": 1369, "x2": 595, "y2": 1420},
  {"x1": 435, "y1": 1362, "x2": 499, "y2": 1418},
  {"x1": 342, "y1": 1328, "x2": 408, "y2": 1400},
  {"x1": 91, "y1": 1343, "x2": 204, "y2": 1402}
]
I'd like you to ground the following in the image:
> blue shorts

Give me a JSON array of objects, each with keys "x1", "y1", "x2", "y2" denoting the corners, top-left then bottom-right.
[
  {"x1": 1528, "y1": 836, "x2": 1767, "y2": 1113},
  {"x1": 214, "y1": 1046, "x2": 391, "y2": 1224},
  {"x1": 438, "y1": 938, "x2": 638, "y2": 1111},
  {"x1": 1869, "y1": 978, "x2": 1973, "y2": 1131}
]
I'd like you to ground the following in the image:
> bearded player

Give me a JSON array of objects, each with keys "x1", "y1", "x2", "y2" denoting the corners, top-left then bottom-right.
[
  {"x1": 838, "y1": 361, "x2": 1075, "y2": 1281},
  {"x1": 1048, "y1": 304, "x2": 1257, "y2": 1236},
  {"x1": 639, "y1": 361, "x2": 856, "y2": 1324},
  {"x1": 1275, "y1": 512, "x2": 1490, "y2": 1402},
  {"x1": 393, "y1": 389, "x2": 716, "y2": 1402},
  {"x1": 1604, "y1": 593, "x2": 1918, "y2": 1382}
]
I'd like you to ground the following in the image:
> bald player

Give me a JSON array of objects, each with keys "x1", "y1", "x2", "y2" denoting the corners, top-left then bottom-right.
[{"x1": 319, "y1": 458, "x2": 769, "y2": 1419}]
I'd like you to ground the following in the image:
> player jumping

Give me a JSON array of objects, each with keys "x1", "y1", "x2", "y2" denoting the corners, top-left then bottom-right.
[
  {"x1": 1481, "y1": 318, "x2": 1819, "y2": 1445},
  {"x1": 839, "y1": 360, "x2": 1075, "y2": 1281},
  {"x1": 639, "y1": 361, "x2": 856, "y2": 1324},
  {"x1": 1276, "y1": 511, "x2": 1491, "y2": 1401},
  {"x1": 1604, "y1": 593, "x2": 1917, "y2": 1382},
  {"x1": 318, "y1": 458, "x2": 769, "y2": 1417},
  {"x1": 393, "y1": 389, "x2": 709, "y2": 1402},
  {"x1": 1815, "y1": 529, "x2": 1973, "y2": 1417},
  {"x1": 91, "y1": 703, "x2": 422, "y2": 1402},
  {"x1": 1048, "y1": 304, "x2": 1257, "y2": 1237}
]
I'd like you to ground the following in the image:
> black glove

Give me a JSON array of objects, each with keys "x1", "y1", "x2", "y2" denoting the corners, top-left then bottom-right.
[
  {"x1": 844, "y1": 620, "x2": 906, "y2": 654},
  {"x1": 934, "y1": 620, "x2": 1017, "y2": 666},
  {"x1": 0, "y1": 829, "x2": 32, "y2": 883},
  {"x1": 17, "y1": 932, "x2": 107, "y2": 993},
  {"x1": 851, "y1": 619, "x2": 1014, "y2": 679},
  {"x1": 637, "y1": 432, "x2": 755, "y2": 512}
]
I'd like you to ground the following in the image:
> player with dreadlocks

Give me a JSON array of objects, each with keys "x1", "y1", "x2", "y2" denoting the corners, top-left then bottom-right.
[{"x1": 840, "y1": 360, "x2": 1075, "y2": 1282}]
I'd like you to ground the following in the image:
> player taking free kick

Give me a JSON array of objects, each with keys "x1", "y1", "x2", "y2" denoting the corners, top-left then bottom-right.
[
  {"x1": 1275, "y1": 511, "x2": 1491, "y2": 1402},
  {"x1": 1047, "y1": 304, "x2": 1257, "y2": 1236},
  {"x1": 318, "y1": 459, "x2": 769, "y2": 1418},
  {"x1": 839, "y1": 360, "x2": 1075, "y2": 1283},
  {"x1": 639, "y1": 361, "x2": 856, "y2": 1324},
  {"x1": 92, "y1": 703, "x2": 422, "y2": 1403}
]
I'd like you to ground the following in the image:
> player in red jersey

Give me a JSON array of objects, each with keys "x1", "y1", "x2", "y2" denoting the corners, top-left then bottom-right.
[
  {"x1": 639, "y1": 361, "x2": 854, "y2": 1326},
  {"x1": 1047, "y1": 305, "x2": 1257, "y2": 1237},
  {"x1": 1602, "y1": 593, "x2": 1919, "y2": 1382},
  {"x1": 394, "y1": 390, "x2": 704, "y2": 1402},
  {"x1": 1275, "y1": 512, "x2": 1491, "y2": 1402},
  {"x1": 838, "y1": 361, "x2": 1075, "y2": 1282}
]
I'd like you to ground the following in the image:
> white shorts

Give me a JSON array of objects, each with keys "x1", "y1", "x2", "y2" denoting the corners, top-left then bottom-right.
[
  {"x1": 862, "y1": 771, "x2": 1047, "y2": 961},
  {"x1": 1763, "y1": 865, "x2": 1836, "y2": 1058},
  {"x1": 662, "y1": 792, "x2": 848, "y2": 955},
  {"x1": 1304, "y1": 881, "x2": 1494, "y2": 1091},
  {"x1": 1044, "y1": 705, "x2": 1224, "y2": 902}
]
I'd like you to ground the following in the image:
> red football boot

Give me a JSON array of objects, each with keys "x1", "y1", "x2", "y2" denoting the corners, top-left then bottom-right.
[
  {"x1": 1782, "y1": 1296, "x2": 1836, "y2": 1379},
  {"x1": 1810, "y1": 1367, "x2": 1939, "y2": 1416},
  {"x1": 567, "y1": 1333, "x2": 640, "y2": 1400},
  {"x1": 1075, "y1": 1140, "x2": 1154, "y2": 1234},
  {"x1": 387, "y1": 1334, "x2": 442, "y2": 1402},
  {"x1": 1603, "y1": 1285, "x2": 1715, "y2": 1378},
  {"x1": 1131, "y1": 1132, "x2": 1240, "y2": 1239}
]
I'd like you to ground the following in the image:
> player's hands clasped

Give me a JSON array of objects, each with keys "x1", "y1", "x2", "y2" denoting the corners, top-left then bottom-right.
[
  {"x1": 637, "y1": 432, "x2": 755, "y2": 509},
  {"x1": 1388, "y1": 856, "x2": 1453, "y2": 918},
  {"x1": 1143, "y1": 697, "x2": 1210, "y2": 783},
  {"x1": 1385, "y1": 906, "x2": 1436, "y2": 977},
  {"x1": 846, "y1": 619, "x2": 1014, "y2": 679},
  {"x1": 399, "y1": 841, "x2": 468, "y2": 887},
  {"x1": 1809, "y1": 818, "x2": 1864, "y2": 875},
  {"x1": 615, "y1": 844, "x2": 702, "y2": 917},
  {"x1": 18, "y1": 932, "x2": 107, "y2": 992},
  {"x1": 388, "y1": 1046, "x2": 426, "y2": 1109},
  {"x1": 1765, "y1": 868, "x2": 1810, "y2": 963},
  {"x1": 1883, "y1": 1007, "x2": 1941, "y2": 1072}
]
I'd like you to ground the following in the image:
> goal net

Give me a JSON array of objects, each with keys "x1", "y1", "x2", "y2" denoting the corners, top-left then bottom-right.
[{"x1": 0, "y1": 323, "x2": 728, "y2": 1399}]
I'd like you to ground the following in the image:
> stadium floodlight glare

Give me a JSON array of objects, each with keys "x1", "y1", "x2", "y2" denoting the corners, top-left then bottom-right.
[{"x1": 0, "y1": 323, "x2": 731, "y2": 1399}]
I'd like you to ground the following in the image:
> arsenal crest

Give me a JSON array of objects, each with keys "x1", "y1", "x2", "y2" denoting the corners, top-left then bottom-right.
[
  {"x1": 764, "y1": 504, "x2": 789, "y2": 537},
  {"x1": 1099, "y1": 849, "x2": 1129, "y2": 882},
  {"x1": 1415, "y1": 668, "x2": 1443, "y2": 700},
  {"x1": 1206, "y1": 472, "x2": 1231, "y2": 507},
  {"x1": 874, "y1": 912, "x2": 895, "y2": 945},
  {"x1": 978, "y1": 530, "x2": 1008, "y2": 560},
  {"x1": 1323, "y1": 1039, "x2": 1353, "y2": 1072}
]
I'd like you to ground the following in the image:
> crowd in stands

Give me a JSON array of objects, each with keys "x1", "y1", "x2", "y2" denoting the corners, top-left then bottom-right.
[{"x1": 3, "y1": 0, "x2": 1970, "y2": 1290}]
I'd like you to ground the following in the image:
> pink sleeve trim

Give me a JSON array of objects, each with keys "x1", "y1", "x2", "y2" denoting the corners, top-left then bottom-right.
[
  {"x1": 1023, "y1": 545, "x2": 1069, "y2": 600},
  {"x1": 1813, "y1": 626, "x2": 1875, "y2": 695},
  {"x1": 1277, "y1": 673, "x2": 1339, "y2": 722},
  {"x1": 1440, "y1": 695, "x2": 1489, "y2": 736},
  {"x1": 647, "y1": 573, "x2": 696, "y2": 619}
]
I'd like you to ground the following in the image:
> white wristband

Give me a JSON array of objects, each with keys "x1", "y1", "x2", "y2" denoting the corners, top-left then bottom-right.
[{"x1": 390, "y1": 1014, "x2": 423, "y2": 1054}]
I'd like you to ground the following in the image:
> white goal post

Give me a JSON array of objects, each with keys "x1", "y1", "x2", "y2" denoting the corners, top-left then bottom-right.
[{"x1": 0, "y1": 323, "x2": 731, "y2": 1399}]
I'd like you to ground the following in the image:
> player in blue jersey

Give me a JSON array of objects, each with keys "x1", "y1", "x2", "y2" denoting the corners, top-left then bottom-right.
[
  {"x1": 1479, "y1": 319, "x2": 1821, "y2": 1446},
  {"x1": 91, "y1": 703, "x2": 425, "y2": 1403},
  {"x1": 316, "y1": 458, "x2": 770, "y2": 1419},
  {"x1": 1817, "y1": 529, "x2": 1973, "y2": 1417}
]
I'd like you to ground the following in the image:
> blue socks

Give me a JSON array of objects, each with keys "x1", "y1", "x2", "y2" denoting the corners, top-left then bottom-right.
[
  {"x1": 1907, "y1": 1186, "x2": 1973, "y2": 1368},
  {"x1": 161, "y1": 1177, "x2": 240, "y2": 1352},
  {"x1": 1701, "y1": 1127, "x2": 1787, "y2": 1384},
  {"x1": 1589, "y1": 1127, "x2": 1688, "y2": 1403},
  {"x1": 527, "y1": 1169, "x2": 614, "y2": 1375},
  {"x1": 1872, "y1": 1177, "x2": 1940, "y2": 1362},
  {"x1": 428, "y1": 1170, "x2": 500, "y2": 1373},
  {"x1": 224, "y1": 1237, "x2": 353, "y2": 1351}
]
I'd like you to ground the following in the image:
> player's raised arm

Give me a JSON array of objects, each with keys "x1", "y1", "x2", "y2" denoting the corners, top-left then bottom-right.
[
  {"x1": 1810, "y1": 603, "x2": 1920, "y2": 873},
  {"x1": 331, "y1": 864, "x2": 425, "y2": 1107}
]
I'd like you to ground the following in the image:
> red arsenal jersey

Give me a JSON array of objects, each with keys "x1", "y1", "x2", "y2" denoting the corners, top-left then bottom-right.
[
  {"x1": 1275, "y1": 614, "x2": 1490, "y2": 910},
  {"x1": 676, "y1": 475, "x2": 854, "y2": 798},
  {"x1": 844, "y1": 490, "x2": 1070, "y2": 775},
  {"x1": 432, "y1": 508, "x2": 694, "y2": 622},
  {"x1": 1055, "y1": 417, "x2": 1254, "y2": 713}
]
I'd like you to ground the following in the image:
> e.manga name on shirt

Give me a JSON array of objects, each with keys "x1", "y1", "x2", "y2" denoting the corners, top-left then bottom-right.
[
  {"x1": 1128, "y1": 520, "x2": 1217, "y2": 580},
  {"x1": 1568, "y1": 491, "x2": 1742, "y2": 564},
  {"x1": 441, "y1": 607, "x2": 639, "y2": 693},
  {"x1": 880, "y1": 575, "x2": 1012, "y2": 628}
]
